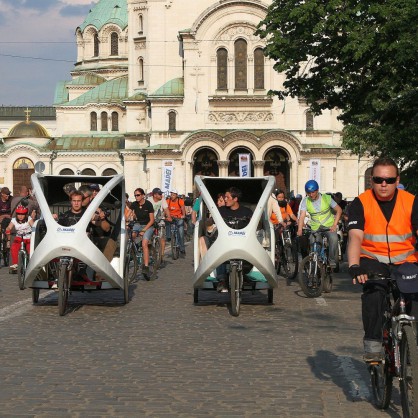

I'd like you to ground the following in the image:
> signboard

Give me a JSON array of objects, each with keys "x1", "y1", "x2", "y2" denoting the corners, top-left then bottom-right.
[
  {"x1": 161, "y1": 160, "x2": 174, "y2": 194},
  {"x1": 238, "y1": 154, "x2": 251, "y2": 177},
  {"x1": 309, "y1": 159, "x2": 321, "y2": 189}
]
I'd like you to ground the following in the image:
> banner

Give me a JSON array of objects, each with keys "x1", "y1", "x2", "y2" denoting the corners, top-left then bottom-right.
[
  {"x1": 238, "y1": 154, "x2": 251, "y2": 177},
  {"x1": 161, "y1": 160, "x2": 174, "y2": 194},
  {"x1": 309, "y1": 159, "x2": 321, "y2": 189}
]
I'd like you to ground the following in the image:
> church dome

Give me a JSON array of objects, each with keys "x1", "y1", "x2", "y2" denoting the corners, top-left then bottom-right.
[
  {"x1": 6, "y1": 120, "x2": 51, "y2": 139},
  {"x1": 78, "y1": 0, "x2": 128, "y2": 33}
]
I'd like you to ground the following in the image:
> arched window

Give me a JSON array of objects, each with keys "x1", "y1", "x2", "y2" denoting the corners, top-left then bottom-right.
[
  {"x1": 101, "y1": 112, "x2": 108, "y2": 131},
  {"x1": 111, "y1": 112, "x2": 119, "y2": 131},
  {"x1": 138, "y1": 58, "x2": 144, "y2": 81},
  {"x1": 81, "y1": 168, "x2": 96, "y2": 176},
  {"x1": 110, "y1": 32, "x2": 118, "y2": 56},
  {"x1": 235, "y1": 39, "x2": 247, "y2": 90},
  {"x1": 217, "y1": 48, "x2": 228, "y2": 90},
  {"x1": 90, "y1": 112, "x2": 97, "y2": 131},
  {"x1": 102, "y1": 168, "x2": 118, "y2": 176},
  {"x1": 59, "y1": 168, "x2": 74, "y2": 175},
  {"x1": 306, "y1": 111, "x2": 314, "y2": 130},
  {"x1": 168, "y1": 111, "x2": 176, "y2": 131},
  {"x1": 93, "y1": 33, "x2": 99, "y2": 57},
  {"x1": 139, "y1": 15, "x2": 143, "y2": 34},
  {"x1": 254, "y1": 48, "x2": 264, "y2": 89}
]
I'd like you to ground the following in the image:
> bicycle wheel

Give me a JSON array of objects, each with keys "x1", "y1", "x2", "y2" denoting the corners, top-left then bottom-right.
[
  {"x1": 125, "y1": 244, "x2": 138, "y2": 283},
  {"x1": 17, "y1": 251, "x2": 27, "y2": 290},
  {"x1": 369, "y1": 360, "x2": 393, "y2": 410},
  {"x1": 298, "y1": 256, "x2": 323, "y2": 298},
  {"x1": 123, "y1": 253, "x2": 130, "y2": 304},
  {"x1": 58, "y1": 263, "x2": 70, "y2": 316},
  {"x1": 32, "y1": 288, "x2": 40, "y2": 304},
  {"x1": 400, "y1": 325, "x2": 418, "y2": 418},
  {"x1": 282, "y1": 242, "x2": 298, "y2": 280},
  {"x1": 229, "y1": 265, "x2": 242, "y2": 317},
  {"x1": 151, "y1": 236, "x2": 161, "y2": 272},
  {"x1": 322, "y1": 266, "x2": 333, "y2": 293},
  {"x1": 171, "y1": 229, "x2": 179, "y2": 260}
]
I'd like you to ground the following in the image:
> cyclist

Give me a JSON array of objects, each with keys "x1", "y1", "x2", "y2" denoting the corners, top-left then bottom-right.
[
  {"x1": 347, "y1": 157, "x2": 418, "y2": 362},
  {"x1": 10, "y1": 185, "x2": 39, "y2": 217},
  {"x1": 0, "y1": 186, "x2": 12, "y2": 231},
  {"x1": 5, "y1": 205, "x2": 36, "y2": 271},
  {"x1": 216, "y1": 187, "x2": 253, "y2": 292},
  {"x1": 275, "y1": 190, "x2": 298, "y2": 224},
  {"x1": 297, "y1": 180, "x2": 342, "y2": 271},
  {"x1": 131, "y1": 187, "x2": 155, "y2": 279},
  {"x1": 148, "y1": 187, "x2": 172, "y2": 266},
  {"x1": 166, "y1": 189, "x2": 186, "y2": 256}
]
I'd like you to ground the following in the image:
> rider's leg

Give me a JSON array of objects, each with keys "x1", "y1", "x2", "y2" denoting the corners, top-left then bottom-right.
[
  {"x1": 141, "y1": 227, "x2": 154, "y2": 267},
  {"x1": 10, "y1": 236, "x2": 21, "y2": 266},
  {"x1": 325, "y1": 230, "x2": 339, "y2": 268}
]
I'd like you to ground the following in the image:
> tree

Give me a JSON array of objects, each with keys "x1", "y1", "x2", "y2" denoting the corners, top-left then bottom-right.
[{"x1": 256, "y1": 0, "x2": 418, "y2": 192}]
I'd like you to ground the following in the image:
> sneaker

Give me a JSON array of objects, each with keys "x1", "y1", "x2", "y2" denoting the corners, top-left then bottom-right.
[
  {"x1": 363, "y1": 352, "x2": 384, "y2": 362},
  {"x1": 180, "y1": 250, "x2": 186, "y2": 257},
  {"x1": 217, "y1": 280, "x2": 228, "y2": 293},
  {"x1": 9, "y1": 264, "x2": 18, "y2": 270},
  {"x1": 142, "y1": 266, "x2": 151, "y2": 280}
]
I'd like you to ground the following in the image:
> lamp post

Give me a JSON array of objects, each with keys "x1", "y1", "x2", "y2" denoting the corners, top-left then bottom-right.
[{"x1": 49, "y1": 150, "x2": 57, "y2": 174}]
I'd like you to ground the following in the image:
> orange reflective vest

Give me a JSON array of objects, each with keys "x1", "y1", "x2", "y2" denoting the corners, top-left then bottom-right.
[
  {"x1": 271, "y1": 203, "x2": 293, "y2": 224},
  {"x1": 359, "y1": 189, "x2": 418, "y2": 264}
]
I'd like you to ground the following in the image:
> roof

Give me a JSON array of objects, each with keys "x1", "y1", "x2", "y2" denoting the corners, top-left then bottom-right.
[
  {"x1": 78, "y1": 0, "x2": 128, "y2": 32},
  {"x1": 0, "y1": 106, "x2": 56, "y2": 121},
  {"x1": 54, "y1": 81, "x2": 69, "y2": 105},
  {"x1": 151, "y1": 78, "x2": 184, "y2": 97},
  {"x1": 47, "y1": 136, "x2": 124, "y2": 151},
  {"x1": 62, "y1": 76, "x2": 129, "y2": 106},
  {"x1": 66, "y1": 73, "x2": 107, "y2": 86}
]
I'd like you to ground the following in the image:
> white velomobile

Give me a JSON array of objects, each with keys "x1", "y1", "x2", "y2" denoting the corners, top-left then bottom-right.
[
  {"x1": 24, "y1": 173, "x2": 130, "y2": 315},
  {"x1": 193, "y1": 176, "x2": 277, "y2": 316}
]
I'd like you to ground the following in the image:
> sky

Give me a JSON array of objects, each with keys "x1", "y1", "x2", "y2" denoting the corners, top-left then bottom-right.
[{"x1": 0, "y1": 0, "x2": 98, "y2": 106}]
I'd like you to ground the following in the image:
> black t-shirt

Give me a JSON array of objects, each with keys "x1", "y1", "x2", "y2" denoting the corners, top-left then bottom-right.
[
  {"x1": 219, "y1": 205, "x2": 253, "y2": 229},
  {"x1": 58, "y1": 209, "x2": 84, "y2": 227},
  {"x1": 0, "y1": 198, "x2": 11, "y2": 215},
  {"x1": 131, "y1": 199, "x2": 154, "y2": 225},
  {"x1": 348, "y1": 189, "x2": 418, "y2": 231}
]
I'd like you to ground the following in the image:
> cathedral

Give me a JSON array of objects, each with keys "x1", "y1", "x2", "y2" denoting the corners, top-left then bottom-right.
[{"x1": 0, "y1": 0, "x2": 371, "y2": 197}]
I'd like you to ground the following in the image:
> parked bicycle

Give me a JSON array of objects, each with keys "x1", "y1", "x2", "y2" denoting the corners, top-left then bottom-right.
[
  {"x1": 367, "y1": 274, "x2": 418, "y2": 416},
  {"x1": 274, "y1": 223, "x2": 298, "y2": 282},
  {"x1": 298, "y1": 228, "x2": 332, "y2": 297}
]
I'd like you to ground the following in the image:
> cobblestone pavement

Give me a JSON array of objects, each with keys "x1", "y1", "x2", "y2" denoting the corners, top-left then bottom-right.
[{"x1": 0, "y1": 244, "x2": 403, "y2": 418}]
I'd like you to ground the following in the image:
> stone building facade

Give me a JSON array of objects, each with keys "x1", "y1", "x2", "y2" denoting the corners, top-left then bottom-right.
[{"x1": 0, "y1": 0, "x2": 371, "y2": 198}]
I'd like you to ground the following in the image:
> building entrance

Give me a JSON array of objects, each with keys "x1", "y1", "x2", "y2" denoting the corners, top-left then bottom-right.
[{"x1": 13, "y1": 158, "x2": 35, "y2": 195}]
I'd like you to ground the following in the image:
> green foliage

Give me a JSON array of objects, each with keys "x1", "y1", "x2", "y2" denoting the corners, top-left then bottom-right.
[{"x1": 257, "y1": 0, "x2": 418, "y2": 193}]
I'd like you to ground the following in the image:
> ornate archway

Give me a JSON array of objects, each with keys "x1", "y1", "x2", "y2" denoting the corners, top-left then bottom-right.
[
  {"x1": 13, "y1": 157, "x2": 35, "y2": 195},
  {"x1": 263, "y1": 148, "x2": 290, "y2": 195},
  {"x1": 228, "y1": 147, "x2": 254, "y2": 177},
  {"x1": 193, "y1": 147, "x2": 219, "y2": 177}
]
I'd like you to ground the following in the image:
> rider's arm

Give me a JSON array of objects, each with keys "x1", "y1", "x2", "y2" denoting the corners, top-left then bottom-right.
[
  {"x1": 297, "y1": 210, "x2": 306, "y2": 236},
  {"x1": 271, "y1": 198, "x2": 283, "y2": 223},
  {"x1": 5, "y1": 220, "x2": 14, "y2": 236},
  {"x1": 181, "y1": 201, "x2": 186, "y2": 218},
  {"x1": 330, "y1": 204, "x2": 343, "y2": 232},
  {"x1": 347, "y1": 229, "x2": 369, "y2": 284},
  {"x1": 164, "y1": 207, "x2": 172, "y2": 222},
  {"x1": 144, "y1": 211, "x2": 155, "y2": 232}
]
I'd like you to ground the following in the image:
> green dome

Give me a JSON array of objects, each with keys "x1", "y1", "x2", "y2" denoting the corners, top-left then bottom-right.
[
  {"x1": 6, "y1": 121, "x2": 50, "y2": 139},
  {"x1": 78, "y1": 0, "x2": 128, "y2": 32}
]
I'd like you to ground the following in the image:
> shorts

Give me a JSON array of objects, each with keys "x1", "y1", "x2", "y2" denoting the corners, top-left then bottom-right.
[{"x1": 133, "y1": 224, "x2": 154, "y2": 241}]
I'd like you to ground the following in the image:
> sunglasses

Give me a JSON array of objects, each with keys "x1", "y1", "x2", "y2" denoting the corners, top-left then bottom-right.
[
  {"x1": 372, "y1": 176, "x2": 397, "y2": 184},
  {"x1": 134, "y1": 194, "x2": 142, "y2": 197}
]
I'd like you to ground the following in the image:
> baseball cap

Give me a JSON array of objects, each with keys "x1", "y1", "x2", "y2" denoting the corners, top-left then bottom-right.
[
  {"x1": 1, "y1": 187, "x2": 11, "y2": 195},
  {"x1": 152, "y1": 187, "x2": 163, "y2": 195},
  {"x1": 170, "y1": 188, "x2": 178, "y2": 194},
  {"x1": 296, "y1": 194, "x2": 302, "y2": 199},
  {"x1": 392, "y1": 263, "x2": 418, "y2": 293},
  {"x1": 90, "y1": 184, "x2": 100, "y2": 191}
]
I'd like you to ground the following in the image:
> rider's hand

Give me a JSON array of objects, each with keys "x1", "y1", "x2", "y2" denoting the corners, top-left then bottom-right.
[
  {"x1": 330, "y1": 224, "x2": 337, "y2": 232},
  {"x1": 349, "y1": 264, "x2": 368, "y2": 284},
  {"x1": 296, "y1": 228, "x2": 303, "y2": 237}
]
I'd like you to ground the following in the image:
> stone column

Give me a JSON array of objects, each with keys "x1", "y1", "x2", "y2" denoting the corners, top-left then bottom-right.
[
  {"x1": 217, "y1": 160, "x2": 229, "y2": 177},
  {"x1": 253, "y1": 160, "x2": 265, "y2": 177}
]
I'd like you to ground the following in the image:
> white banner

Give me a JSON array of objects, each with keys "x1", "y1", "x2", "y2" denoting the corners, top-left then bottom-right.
[
  {"x1": 309, "y1": 159, "x2": 321, "y2": 189},
  {"x1": 161, "y1": 160, "x2": 174, "y2": 194},
  {"x1": 238, "y1": 154, "x2": 251, "y2": 177}
]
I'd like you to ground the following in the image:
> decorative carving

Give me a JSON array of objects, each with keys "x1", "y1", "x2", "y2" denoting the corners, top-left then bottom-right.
[
  {"x1": 253, "y1": 160, "x2": 265, "y2": 168},
  {"x1": 135, "y1": 42, "x2": 146, "y2": 50},
  {"x1": 208, "y1": 112, "x2": 273, "y2": 123},
  {"x1": 217, "y1": 160, "x2": 229, "y2": 168}
]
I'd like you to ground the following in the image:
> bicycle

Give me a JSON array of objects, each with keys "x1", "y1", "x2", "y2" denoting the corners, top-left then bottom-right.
[
  {"x1": 367, "y1": 274, "x2": 418, "y2": 416},
  {"x1": 15, "y1": 231, "x2": 30, "y2": 291},
  {"x1": 169, "y1": 218, "x2": 182, "y2": 260},
  {"x1": 57, "y1": 256, "x2": 73, "y2": 316},
  {"x1": 149, "y1": 220, "x2": 164, "y2": 271},
  {"x1": 274, "y1": 223, "x2": 298, "y2": 282},
  {"x1": 0, "y1": 220, "x2": 10, "y2": 267},
  {"x1": 298, "y1": 228, "x2": 333, "y2": 297},
  {"x1": 125, "y1": 222, "x2": 139, "y2": 282}
]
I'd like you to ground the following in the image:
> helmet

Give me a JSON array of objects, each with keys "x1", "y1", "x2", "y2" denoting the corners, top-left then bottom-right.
[
  {"x1": 16, "y1": 205, "x2": 28, "y2": 215},
  {"x1": 305, "y1": 180, "x2": 319, "y2": 193}
]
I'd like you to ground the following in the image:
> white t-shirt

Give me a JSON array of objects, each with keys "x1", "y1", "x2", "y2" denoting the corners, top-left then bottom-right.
[
  {"x1": 147, "y1": 197, "x2": 168, "y2": 220},
  {"x1": 11, "y1": 217, "x2": 32, "y2": 239}
]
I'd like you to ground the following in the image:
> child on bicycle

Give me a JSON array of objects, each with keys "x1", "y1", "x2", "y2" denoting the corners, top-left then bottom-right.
[{"x1": 5, "y1": 205, "x2": 36, "y2": 270}]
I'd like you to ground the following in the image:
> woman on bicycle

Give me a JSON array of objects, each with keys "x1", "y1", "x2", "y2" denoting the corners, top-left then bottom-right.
[{"x1": 5, "y1": 205, "x2": 35, "y2": 270}]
